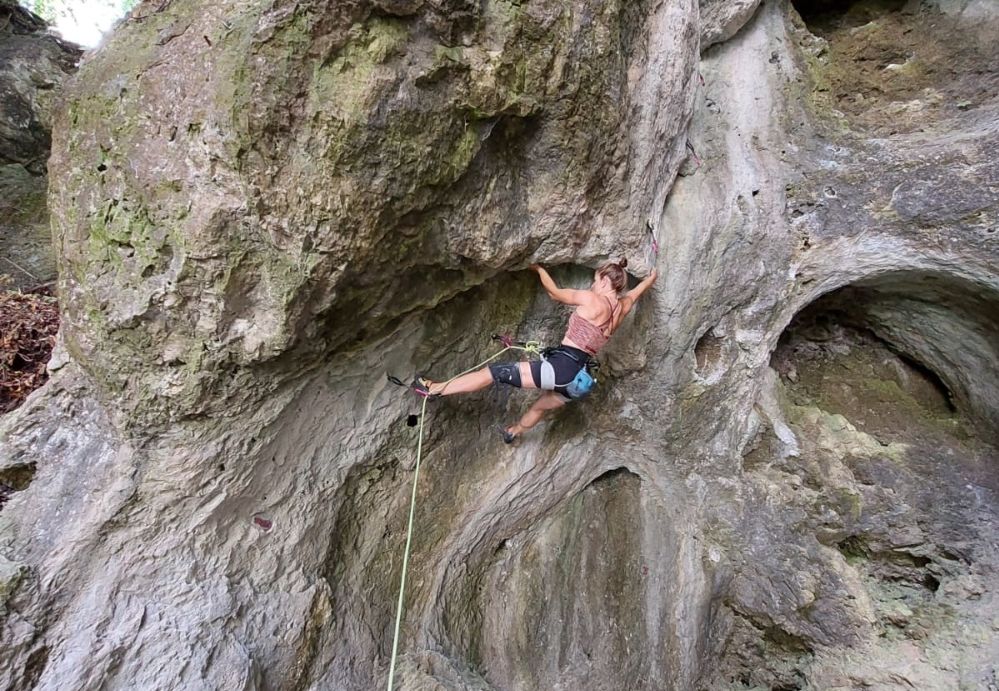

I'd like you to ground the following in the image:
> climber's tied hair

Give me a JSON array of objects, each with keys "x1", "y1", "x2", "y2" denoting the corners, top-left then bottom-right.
[{"x1": 597, "y1": 258, "x2": 628, "y2": 293}]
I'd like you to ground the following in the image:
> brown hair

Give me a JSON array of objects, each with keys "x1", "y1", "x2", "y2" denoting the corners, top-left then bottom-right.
[{"x1": 597, "y1": 258, "x2": 628, "y2": 293}]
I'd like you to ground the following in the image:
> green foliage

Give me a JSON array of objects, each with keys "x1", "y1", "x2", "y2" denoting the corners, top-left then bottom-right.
[
  {"x1": 18, "y1": 0, "x2": 55, "y2": 22},
  {"x1": 16, "y1": 0, "x2": 136, "y2": 30}
]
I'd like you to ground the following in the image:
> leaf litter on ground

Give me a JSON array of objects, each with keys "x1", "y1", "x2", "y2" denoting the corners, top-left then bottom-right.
[{"x1": 0, "y1": 280, "x2": 59, "y2": 415}]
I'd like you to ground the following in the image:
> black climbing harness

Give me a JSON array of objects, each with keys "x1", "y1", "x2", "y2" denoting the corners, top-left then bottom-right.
[{"x1": 537, "y1": 345, "x2": 600, "y2": 400}]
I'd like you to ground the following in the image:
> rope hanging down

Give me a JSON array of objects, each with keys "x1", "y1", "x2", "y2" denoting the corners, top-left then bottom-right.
[{"x1": 385, "y1": 337, "x2": 541, "y2": 691}]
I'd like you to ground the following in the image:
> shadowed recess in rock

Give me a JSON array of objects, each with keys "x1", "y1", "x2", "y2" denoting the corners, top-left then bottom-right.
[
  {"x1": 786, "y1": 271, "x2": 999, "y2": 443},
  {"x1": 719, "y1": 272, "x2": 999, "y2": 688},
  {"x1": 791, "y1": 0, "x2": 907, "y2": 36},
  {"x1": 438, "y1": 465, "x2": 699, "y2": 690}
]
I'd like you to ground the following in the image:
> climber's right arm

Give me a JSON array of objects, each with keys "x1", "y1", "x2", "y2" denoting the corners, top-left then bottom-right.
[{"x1": 621, "y1": 268, "x2": 658, "y2": 314}]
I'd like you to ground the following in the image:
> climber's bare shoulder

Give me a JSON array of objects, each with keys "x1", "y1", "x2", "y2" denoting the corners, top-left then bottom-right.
[{"x1": 573, "y1": 289, "x2": 609, "y2": 320}]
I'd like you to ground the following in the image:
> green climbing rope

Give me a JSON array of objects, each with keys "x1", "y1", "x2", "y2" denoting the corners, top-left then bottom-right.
[{"x1": 385, "y1": 341, "x2": 541, "y2": 690}]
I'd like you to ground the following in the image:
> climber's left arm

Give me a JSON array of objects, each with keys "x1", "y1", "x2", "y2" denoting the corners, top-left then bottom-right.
[{"x1": 530, "y1": 265, "x2": 588, "y2": 306}]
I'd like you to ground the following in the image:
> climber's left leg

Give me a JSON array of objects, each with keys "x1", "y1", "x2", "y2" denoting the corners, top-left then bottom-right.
[{"x1": 504, "y1": 391, "x2": 569, "y2": 441}]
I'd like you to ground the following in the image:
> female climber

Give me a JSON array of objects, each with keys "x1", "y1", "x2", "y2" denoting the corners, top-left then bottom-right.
[{"x1": 412, "y1": 260, "x2": 658, "y2": 443}]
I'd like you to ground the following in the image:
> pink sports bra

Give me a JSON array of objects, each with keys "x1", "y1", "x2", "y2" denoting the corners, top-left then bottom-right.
[{"x1": 564, "y1": 296, "x2": 620, "y2": 355}]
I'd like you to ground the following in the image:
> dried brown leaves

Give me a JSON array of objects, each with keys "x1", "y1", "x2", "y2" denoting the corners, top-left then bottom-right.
[{"x1": 0, "y1": 286, "x2": 59, "y2": 414}]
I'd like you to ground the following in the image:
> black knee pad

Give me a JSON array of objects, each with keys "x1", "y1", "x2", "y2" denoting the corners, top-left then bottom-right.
[{"x1": 489, "y1": 362, "x2": 522, "y2": 387}]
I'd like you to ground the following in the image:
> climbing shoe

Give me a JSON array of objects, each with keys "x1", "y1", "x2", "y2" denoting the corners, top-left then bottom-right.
[
  {"x1": 411, "y1": 375, "x2": 439, "y2": 398},
  {"x1": 498, "y1": 426, "x2": 517, "y2": 444}
]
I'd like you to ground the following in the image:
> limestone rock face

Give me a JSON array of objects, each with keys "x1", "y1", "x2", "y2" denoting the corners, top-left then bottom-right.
[
  {"x1": 1, "y1": 0, "x2": 998, "y2": 690},
  {"x1": 47, "y1": 0, "x2": 697, "y2": 426},
  {"x1": 0, "y1": 0, "x2": 80, "y2": 289},
  {"x1": 698, "y1": 0, "x2": 761, "y2": 50}
]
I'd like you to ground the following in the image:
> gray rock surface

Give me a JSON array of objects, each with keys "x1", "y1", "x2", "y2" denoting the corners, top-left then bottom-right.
[
  {"x1": 698, "y1": 0, "x2": 762, "y2": 50},
  {"x1": 0, "y1": 0, "x2": 80, "y2": 289},
  {"x1": 1, "y1": 0, "x2": 998, "y2": 689}
]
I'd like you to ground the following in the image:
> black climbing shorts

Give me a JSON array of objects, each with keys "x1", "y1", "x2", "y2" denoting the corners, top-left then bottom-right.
[{"x1": 489, "y1": 346, "x2": 590, "y2": 401}]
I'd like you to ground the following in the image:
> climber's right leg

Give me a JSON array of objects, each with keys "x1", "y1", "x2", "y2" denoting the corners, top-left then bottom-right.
[{"x1": 413, "y1": 367, "x2": 491, "y2": 396}]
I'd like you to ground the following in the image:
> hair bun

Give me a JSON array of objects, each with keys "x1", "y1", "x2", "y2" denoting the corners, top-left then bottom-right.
[{"x1": 619, "y1": 257, "x2": 628, "y2": 268}]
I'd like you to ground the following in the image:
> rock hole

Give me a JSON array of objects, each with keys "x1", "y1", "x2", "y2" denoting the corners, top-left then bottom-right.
[
  {"x1": 0, "y1": 462, "x2": 37, "y2": 511},
  {"x1": 406, "y1": 414, "x2": 418, "y2": 427},
  {"x1": 694, "y1": 331, "x2": 724, "y2": 376},
  {"x1": 888, "y1": 551, "x2": 931, "y2": 569},
  {"x1": 588, "y1": 466, "x2": 636, "y2": 487},
  {"x1": 763, "y1": 623, "x2": 812, "y2": 653},
  {"x1": 923, "y1": 573, "x2": 940, "y2": 592},
  {"x1": 480, "y1": 113, "x2": 542, "y2": 162},
  {"x1": 836, "y1": 535, "x2": 868, "y2": 561}
]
